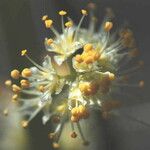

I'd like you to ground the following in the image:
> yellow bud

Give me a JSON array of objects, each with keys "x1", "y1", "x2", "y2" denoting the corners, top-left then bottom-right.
[
  {"x1": 83, "y1": 43, "x2": 93, "y2": 52},
  {"x1": 21, "y1": 49, "x2": 27, "y2": 56},
  {"x1": 5, "y1": 80, "x2": 12, "y2": 87},
  {"x1": 45, "y1": 19, "x2": 53, "y2": 28},
  {"x1": 21, "y1": 68, "x2": 32, "y2": 78},
  {"x1": 11, "y1": 69, "x2": 20, "y2": 79},
  {"x1": 81, "y1": 9, "x2": 88, "y2": 15},
  {"x1": 59, "y1": 10, "x2": 67, "y2": 16},
  {"x1": 104, "y1": 21, "x2": 113, "y2": 31},
  {"x1": 65, "y1": 21, "x2": 73, "y2": 28}
]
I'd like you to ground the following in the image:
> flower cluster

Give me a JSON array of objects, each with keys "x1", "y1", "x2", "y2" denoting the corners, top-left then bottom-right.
[{"x1": 4, "y1": 6, "x2": 144, "y2": 148}]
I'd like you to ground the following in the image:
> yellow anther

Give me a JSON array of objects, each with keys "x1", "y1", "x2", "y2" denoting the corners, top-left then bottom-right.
[
  {"x1": 21, "y1": 68, "x2": 32, "y2": 78},
  {"x1": 42, "y1": 15, "x2": 48, "y2": 21},
  {"x1": 5, "y1": 80, "x2": 12, "y2": 87},
  {"x1": 81, "y1": 9, "x2": 88, "y2": 15},
  {"x1": 65, "y1": 21, "x2": 73, "y2": 28},
  {"x1": 104, "y1": 21, "x2": 113, "y2": 32},
  {"x1": 139, "y1": 80, "x2": 144, "y2": 88},
  {"x1": 109, "y1": 72, "x2": 115, "y2": 81},
  {"x1": 38, "y1": 85, "x2": 45, "y2": 92},
  {"x1": 71, "y1": 107, "x2": 78, "y2": 117},
  {"x1": 71, "y1": 131, "x2": 77, "y2": 138},
  {"x1": 53, "y1": 142, "x2": 60, "y2": 149},
  {"x1": 45, "y1": 19, "x2": 53, "y2": 28},
  {"x1": 3, "y1": 109, "x2": 8, "y2": 116},
  {"x1": 12, "y1": 94, "x2": 18, "y2": 102},
  {"x1": 93, "y1": 52, "x2": 100, "y2": 61},
  {"x1": 46, "y1": 38, "x2": 53, "y2": 46},
  {"x1": 83, "y1": 43, "x2": 93, "y2": 52},
  {"x1": 21, "y1": 49, "x2": 27, "y2": 56},
  {"x1": 20, "y1": 79, "x2": 30, "y2": 88},
  {"x1": 71, "y1": 115, "x2": 79, "y2": 122},
  {"x1": 84, "y1": 56, "x2": 94, "y2": 64},
  {"x1": 105, "y1": 72, "x2": 115, "y2": 81},
  {"x1": 59, "y1": 10, "x2": 67, "y2": 16},
  {"x1": 21, "y1": 120, "x2": 29, "y2": 128},
  {"x1": 12, "y1": 84, "x2": 21, "y2": 93},
  {"x1": 78, "y1": 105, "x2": 86, "y2": 115},
  {"x1": 75, "y1": 54, "x2": 83, "y2": 63},
  {"x1": 11, "y1": 69, "x2": 20, "y2": 79}
]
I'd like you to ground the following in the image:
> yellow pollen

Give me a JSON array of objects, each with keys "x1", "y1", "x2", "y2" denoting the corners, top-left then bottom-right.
[
  {"x1": 47, "y1": 38, "x2": 53, "y2": 46},
  {"x1": 20, "y1": 79, "x2": 30, "y2": 88},
  {"x1": 21, "y1": 120, "x2": 29, "y2": 128},
  {"x1": 5, "y1": 80, "x2": 12, "y2": 87},
  {"x1": 65, "y1": 21, "x2": 73, "y2": 28},
  {"x1": 21, "y1": 49, "x2": 27, "y2": 56},
  {"x1": 42, "y1": 15, "x2": 48, "y2": 21},
  {"x1": 21, "y1": 68, "x2": 32, "y2": 78},
  {"x1": 12, "y1": 84, "x2": 21, "y2": 93},
  {"x1": 59, "y1": 10, "x2": 67, "y2": 16},
  {"x1": 104, "y1": 21, "x2": 113, "y2": 32},
  {"x1": 83, "y1": 43, "x2": 93, "y2": 52},
  {"x1": 11, "y1": 69, "x2": 20, "y2": 79},
  {"x1": 45, "y1": 19, "x2": 53, "y2": 28},
  {"x1": 81, "y1": 9, "x2": 88, "y2": 15}
]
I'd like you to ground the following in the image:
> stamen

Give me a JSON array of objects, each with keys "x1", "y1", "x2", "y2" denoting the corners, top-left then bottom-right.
[
  {"x1": 77, "y1": 122, "x2": 89, "y2": 145},
  {"x1": 74, "y1": 9, "x2": 88, "y2": 41}
]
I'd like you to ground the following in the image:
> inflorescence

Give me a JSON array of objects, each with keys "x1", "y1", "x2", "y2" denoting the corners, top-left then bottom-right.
[{"x1": 4, "y1": 5, "x2": 144, "y2": 148}]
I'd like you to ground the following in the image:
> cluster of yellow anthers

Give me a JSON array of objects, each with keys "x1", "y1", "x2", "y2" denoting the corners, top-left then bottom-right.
[
  {"x1": 79, "y1": 72, "x2": 115, "y2": 96},
  {"x1": 71, "y1": 105, "x2": 89, "y2": 123},
  {"x1": 75, "y1": 43, "x2": 100, "y2": 64},
  {"x1": 5, "y1": 67, "x2": 31, "y2": 101}
]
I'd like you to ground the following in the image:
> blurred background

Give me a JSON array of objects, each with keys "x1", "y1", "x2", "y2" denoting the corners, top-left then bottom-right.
[{"x1": 0, "y1": 0, "x2": 150, "y2": 150}]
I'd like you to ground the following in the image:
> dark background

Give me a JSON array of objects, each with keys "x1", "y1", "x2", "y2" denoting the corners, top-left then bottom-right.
[{"x1": 0, "y1": 0, "x2": 150, "y2": 150}]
